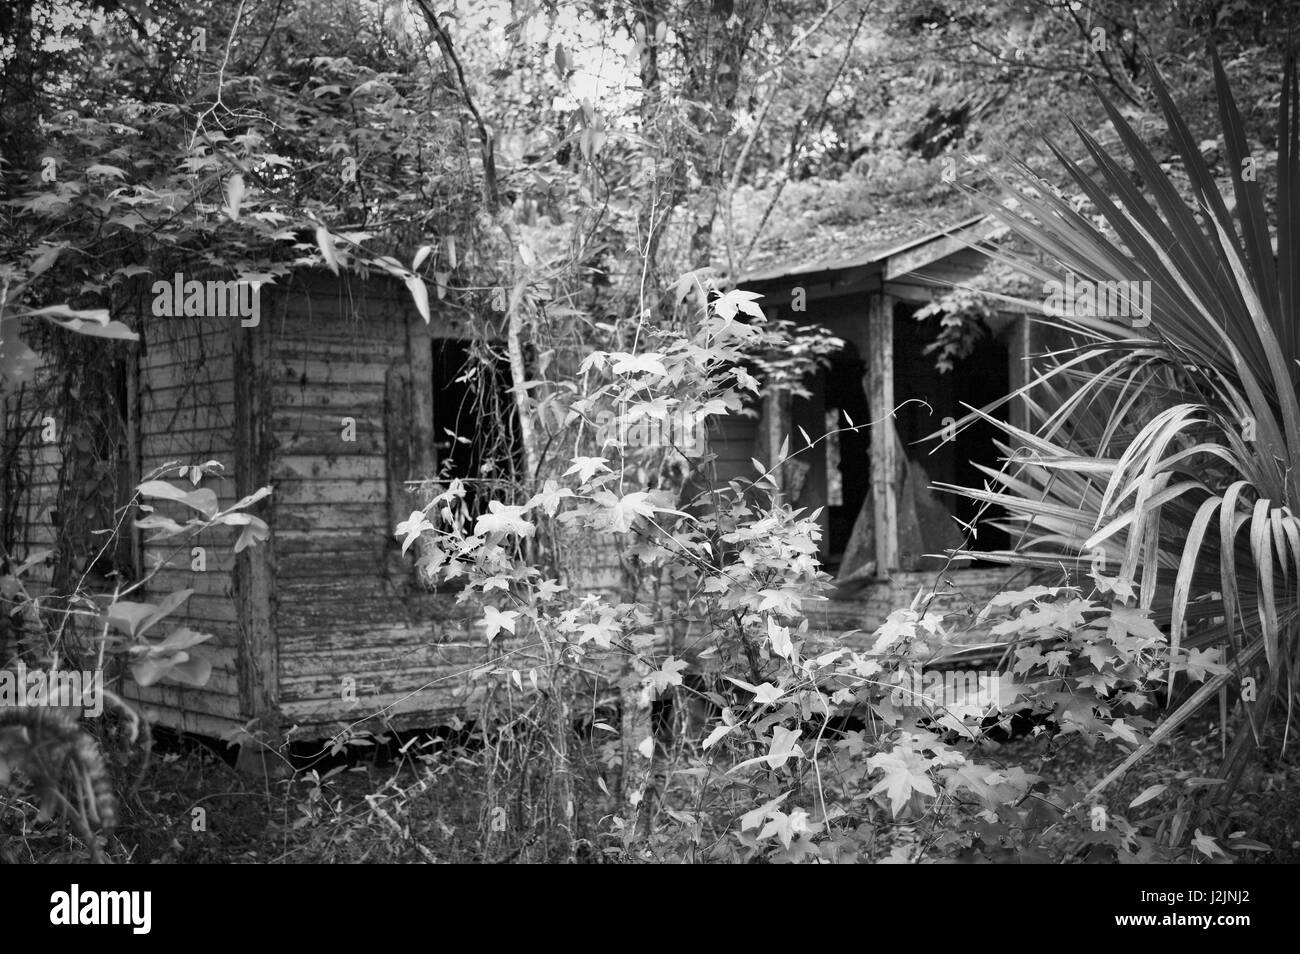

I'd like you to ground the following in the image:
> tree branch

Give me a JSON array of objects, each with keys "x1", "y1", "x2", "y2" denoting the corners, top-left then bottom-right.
[{"x1": 411, "y1": 0, "x2": 500, "y2": 210}]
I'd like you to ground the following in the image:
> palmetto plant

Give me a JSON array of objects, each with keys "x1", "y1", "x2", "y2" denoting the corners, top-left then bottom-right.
[{"x1": 948, "y1": 50, "x2": 1300, "y2": 800}]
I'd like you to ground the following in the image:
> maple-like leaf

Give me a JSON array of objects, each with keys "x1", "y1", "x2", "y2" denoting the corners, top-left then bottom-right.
[
  {"x1": 1013, "y1": 644, "x2": 1046, "y2": 675},
  {"x1": 1103, "y1": 718, "x2": 1144, "y2": 746},
  {"x1": 1094, "y1": 573, "x2": 1138, "y2": 602},
  {"x1": 394, "y1": 509, "x2": 433, "y2": 555},
  {"x1": 1082, "y1": 641, "x2": 1114, "y2": 671},
  {"x1": 992, "y1": 599, "x2": 1087, "y2": 636},
  {"x1": 979, "y1": 585, "x2": 1076, "y2": 616},
  {"x1": 577, "y1": 350, "x2": 608, "y2": 374},
  {"x1": 596, "y1": 490, "x2": 656, "y2": 532},
  {"x1": 757, "y1": 808, "x2": 814, "y2": 850},
  {"x1": 481, "y1": 606, "x2": 520, "y2": 642},
  {"x1": 1107, "y1": 605, "x2": 1165, "y2": 643},
  {"x1": 526, "y1": 479, "x2": 575, "y2": 516},
  {"x1": 712, "y1": 289, "x2": 766, "y2": 321},
  {"x1": 625, "y1": 396, "x2": 675, "y2": 421},
  {"x1": 756, "y1": 588, "x2": 802, "y2": 615},
  {"x1": 739, "y1": 792, "x2": 790, "y2": 831},
  {"x1": 610, "y1": 351, "x2": 668, "y2": 377},
  {"x1": 645, "y1": 657, "x2": 689, "y2": 696},
  {"x1": 577, "y1": 618, "x2": 620, "y2": 647},
  {"x1": 870, "y1": 609, "x2": 918, "y2": 654},
  {"x1": 867, "y1": 746, "x2": 937, "y2": 816},
  {"x1": 536, "y1": 579, "x2": 567, "y2": 599},
  {"x1": 1044, "y1": 648, "x2": 1072, "y2": 673},
  {"x1": 563, "y1": 456, "x2": 610, "y2": 483},
  {"x1": 1184, "y1": 647, "x2": 1229, "y2": 682},
  {"x1": 474, "y1": 501, "x2": 535, "y2": 538}
]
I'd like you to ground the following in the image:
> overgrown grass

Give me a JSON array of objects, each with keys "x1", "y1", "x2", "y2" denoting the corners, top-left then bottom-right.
[{"x1": 5, "y1": 712, "x2": 1293, "y2": 864}]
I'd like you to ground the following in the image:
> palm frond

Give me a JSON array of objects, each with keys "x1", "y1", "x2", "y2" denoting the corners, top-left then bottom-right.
[{"x1": 937, "y1": 49, "x2": 1300, "y2": 796}]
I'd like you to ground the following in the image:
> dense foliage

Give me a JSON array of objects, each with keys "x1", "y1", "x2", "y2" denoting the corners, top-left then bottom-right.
[{"x1": 0, "y1": 0, "x2": 1296, "y2": 862}]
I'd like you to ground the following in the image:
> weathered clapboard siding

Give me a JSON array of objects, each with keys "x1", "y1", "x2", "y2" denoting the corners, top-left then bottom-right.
[
  {"x1": 280, "y1": 684, "x2": 465, "y2": 728},
  {"x1": 262, "y1": 274, "x2": 466, "y2": 731},
  {"x1": 278, "y1": 629, "x2": 553, "y2": 731},
  {"x1": 127, "y1": 316, "x2": 242, "y2": 735},
  {"x1": 275, "y1": 502, "x2": 389, "y2": 531}
]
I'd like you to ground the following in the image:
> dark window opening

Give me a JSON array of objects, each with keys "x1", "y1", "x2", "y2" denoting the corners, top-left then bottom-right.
[
  {"x1": 431, "y1": 339, "x2": 522, "y2": 509},
  {"x1": 892, "y1": 300, "x2": 1010, "y2": 562},
  {"x1": 821, "y1": 347, "x2": 871, "y2": 574}
]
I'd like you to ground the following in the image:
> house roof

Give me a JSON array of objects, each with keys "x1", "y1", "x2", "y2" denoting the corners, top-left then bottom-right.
[
  {"x1": 739, "y1": 212, "x2": 995, "y2": 285},
  {"x1": 726, "y1": 166, "x2": 1010, "y2": 287}
]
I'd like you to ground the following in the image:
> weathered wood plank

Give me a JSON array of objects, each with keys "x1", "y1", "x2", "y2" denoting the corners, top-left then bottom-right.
[
  {"x1": 271, "y1": 454, "x2": 385, "y2": 481},
  {"x1": 278, "y1": 688, "x2": 463, "y2": 727},
  {"x1": 272, "y1": 358, "x2": 391, "y2": 386},
  {"x1": 271, "y1": 410, "x2": 382, "y2": 439},
  {"x1": 128, "y1": 703, "x2": 242, "y2": 738},
  {"x1": 126, "y1": 684, "x2": 243, "y2": 721},
  {"x1": 270, "y1": 430, "x2": 384, "y2": 457},
  {"x1": 140, "y1": 411, "x2": 237, "y2": 436},
  {"x1": 274, "y1": 502, "x2": 388, "y2": 531},
  {"x1": 272, "y1": 383, "x2": 385, "y2": 412},
  {"x1": 233, "y1": 325, "x2": 276, "y2": 727},
  {"x1": 868, "y1": 293, "x2": 899, "y2": 573},
  {"x1": 137, "y1": 567, "x2": 236, "y2": 596},
  {"x1": 279, "y1": 638, "x2": 486, "y2": 673},
  {"x1": 274, "y1": 527, "x2": 387, "y2": 548},
  {"x1": 142, "y1": 381, "x2": 237, "y2": 407},
  {"x1": 276, "y1": 478, "x2": 388, "y2": 505},
  {"x1": 272, "y1": 590, "x2": 465, "y2": 626},
  {"x1": 278, "y1": 666, "x2": 513, "y2": 705},
  {"x1": 275, "y1": 550, "x2": 392, "y2": 579}
]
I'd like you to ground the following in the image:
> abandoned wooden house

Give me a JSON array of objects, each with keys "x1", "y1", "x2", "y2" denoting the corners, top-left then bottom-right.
[
  {"x1": 2, "y1": 272, "x2": 511, "y2": 747},
  {"x1": 0, "y1": 213, "x2": 1034, "y2": 751},
  {"x1": 734, "y1": 213, "x2": 1038, "y2": 634}
]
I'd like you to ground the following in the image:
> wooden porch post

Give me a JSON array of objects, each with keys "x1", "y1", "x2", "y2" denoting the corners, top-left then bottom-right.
[
  {"x1": 867, "y1": 292, "x2": 899, "y2": 573},
  {"x1": 1008, "y1": 315, "x2": 1034, "y2": 435},
  {"x1": 763, "y1": 388, "x2": 790, "y2": 503}
]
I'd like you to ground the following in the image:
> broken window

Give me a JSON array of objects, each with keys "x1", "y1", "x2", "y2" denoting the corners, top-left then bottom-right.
[{"x1": 429, "y1": 339, "x2": 522, "y2": 508}]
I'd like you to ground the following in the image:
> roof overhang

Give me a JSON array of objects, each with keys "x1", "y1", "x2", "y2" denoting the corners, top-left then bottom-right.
[{"x1": 739, "y1": 213, "x2": 1005, "y2": 291}]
